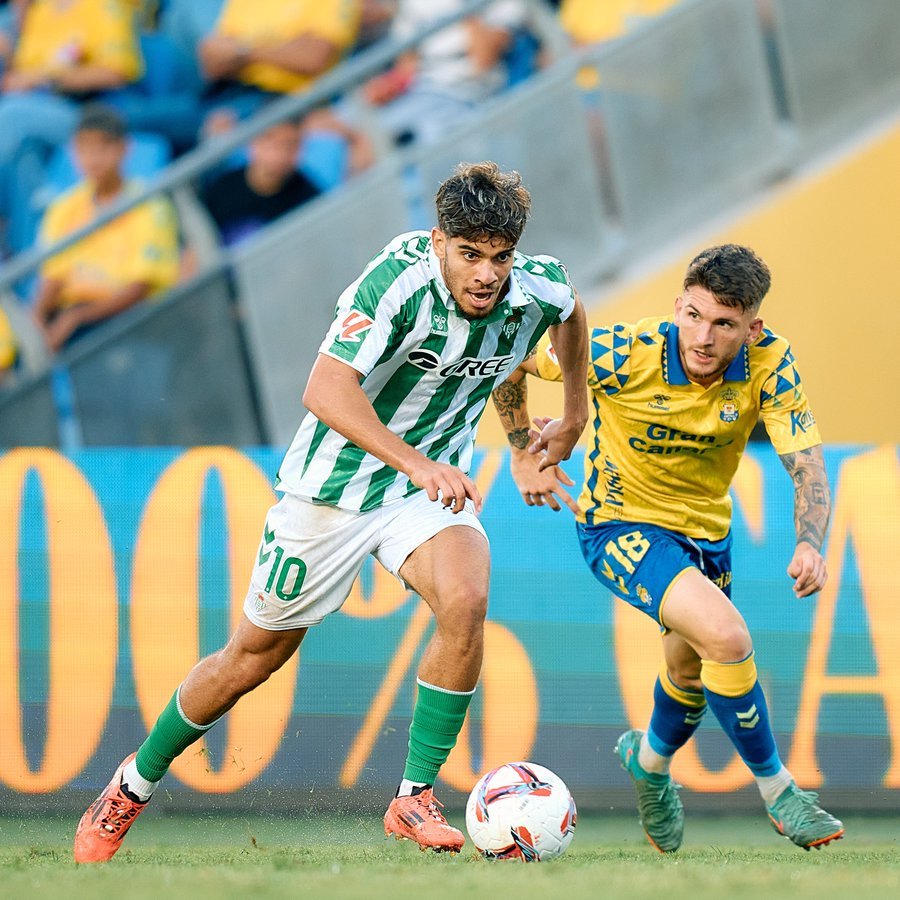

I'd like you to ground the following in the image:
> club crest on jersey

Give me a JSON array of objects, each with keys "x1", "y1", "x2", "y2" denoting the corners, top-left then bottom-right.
[
  {"x1": 718, "y1": 387, "x2": 740, "y2": 423},
  {"x1": 502, "y1": 314, "x2": 521, "y2": 339},
  {"x1": 636, "y1": 584, "x2": 653, "y2": 606},
  {"x1": 338, "y1": 310, "x2": 374, "y2": 343}
]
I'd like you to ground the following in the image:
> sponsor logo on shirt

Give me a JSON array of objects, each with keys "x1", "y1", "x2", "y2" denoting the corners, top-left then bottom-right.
[
  {"x1": 407, "y1": 349, "x2": 514, "y2": 379},
  {"x1": 790, "y1": 409, "x2": 816, "y2": 435},
  {"x1": 338, "y1": 310, "x2": 375, "y2": 342}
]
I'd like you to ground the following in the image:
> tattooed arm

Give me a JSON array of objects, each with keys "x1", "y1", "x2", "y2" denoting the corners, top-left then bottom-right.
[
  {"x1": 491, "y1": 350, "x2": 579, "y2": 513},
  {"x1": 491, "y1": 350, "x2": 536, "y2": 450},
  {"x1": 778, "y1": 445, "x2": 831, "y2": 597}
]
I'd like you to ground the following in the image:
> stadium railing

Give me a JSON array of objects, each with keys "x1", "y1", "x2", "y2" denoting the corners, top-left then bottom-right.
[{"x1": 2, "y1": 0, "x2": 900, "y2": 446}]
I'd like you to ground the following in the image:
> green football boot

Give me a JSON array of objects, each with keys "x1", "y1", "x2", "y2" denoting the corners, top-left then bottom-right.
[
  {"x1": 615, "y1": 729, "x2": 684, "y2": 853},
  {"x1": 766, "y1": 783, "x2": 844, "y2": 850}
]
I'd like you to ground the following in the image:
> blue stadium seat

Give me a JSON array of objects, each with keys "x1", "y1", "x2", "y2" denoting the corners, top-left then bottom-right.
[
  {"x1": 103, "y1": 32, "x2": 203, "y2": 150},
  {"x1": 298, "y1": 130, "x2": 350, "y2": 192}
]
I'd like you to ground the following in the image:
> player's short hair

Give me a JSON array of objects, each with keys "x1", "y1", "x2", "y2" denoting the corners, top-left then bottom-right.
[
  {"x1": 435, "y1": 161, "x2": 531, "y2": 246},
  {"x1": 76, "y1": 103, "x2": 127, "y2": 140},
  {"x1": 683, "y1": 244, "x2": 771, "y2": 312}
]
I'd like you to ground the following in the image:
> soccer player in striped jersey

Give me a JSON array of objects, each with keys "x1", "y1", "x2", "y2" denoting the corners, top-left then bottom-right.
[
  {"x1": 74, "y1": 161, "x2": 589, "y2": 862},
  {"x1": 493, "y1": 244, "x2": 843, "y2": 852}
]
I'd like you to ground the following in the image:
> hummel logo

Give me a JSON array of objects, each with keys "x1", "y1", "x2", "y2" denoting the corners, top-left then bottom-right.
[
  {"x1": 737, "y1": 704, "x2": 760, "y2": 729},
  {"x1": 649, "y1": 393, "x2": 671, "y2": 411},
  {"x1": 257, "y1": 523, "x2": 275, "y2": 566},
  {"x1": 431, "y1": 312, "x2": 447, "y2": 333}
]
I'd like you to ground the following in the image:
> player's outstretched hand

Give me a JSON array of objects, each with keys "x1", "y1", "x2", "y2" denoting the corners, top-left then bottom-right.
[
  {"x1": 787, "y1": 541, "x2": 827, "y2": 597},
  {"x1": 408, "y1": 458, "x2": 483, "y2": 514},
  {"x1": 527, "y1": 416, "x2": 583, "y2": 472},
  {"x1": 510, "y1": 449, "x2": 578, "y2": 513}
]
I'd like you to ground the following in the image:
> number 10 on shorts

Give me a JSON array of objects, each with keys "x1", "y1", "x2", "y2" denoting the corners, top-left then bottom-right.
[
  {"x1": 600, "y1": 530, "x2": 650, "y2": 595},
  {"x1": 259, "y1": 526, "x2": 308, "y2": 601}
]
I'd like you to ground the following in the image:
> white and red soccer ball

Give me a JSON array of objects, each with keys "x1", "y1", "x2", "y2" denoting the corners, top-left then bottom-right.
[{"x1": 465, "y1": 762, "x2": 576, "y2": 861}]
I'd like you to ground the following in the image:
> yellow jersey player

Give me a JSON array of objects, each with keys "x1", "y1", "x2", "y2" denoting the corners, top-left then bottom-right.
[{"x1": 492, "y1": 244, "x2": 843, "y2": 852}]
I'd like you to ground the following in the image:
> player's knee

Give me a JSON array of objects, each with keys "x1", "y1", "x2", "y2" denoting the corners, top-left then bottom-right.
[
  {"x1": 704, "y1": 620, "x2": 752, "y2": 663},
  {"x1": 436, "y1": 587, "x2": 487, "y2": 639}
]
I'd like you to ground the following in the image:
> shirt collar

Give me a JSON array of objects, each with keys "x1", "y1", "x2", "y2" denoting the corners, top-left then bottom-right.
[{"x1": 663, "y1": 322, "x2": 750, "y2": 385}]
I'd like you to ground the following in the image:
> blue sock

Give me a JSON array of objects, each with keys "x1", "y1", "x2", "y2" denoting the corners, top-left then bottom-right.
[
  {"x1": 647, "y1": 675, "x2": 706, "y2": 756},
  {"x1": 701, "y1": 655, "x2": 782, "y2": 776}
]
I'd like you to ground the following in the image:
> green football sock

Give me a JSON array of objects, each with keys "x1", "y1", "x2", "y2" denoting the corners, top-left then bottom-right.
[
  {"x1": 403, "y1": 679, "x2": 474, "y2": 785},
  {"x1": 134, "y1": 688, "x2": 216, "y2": 783}
]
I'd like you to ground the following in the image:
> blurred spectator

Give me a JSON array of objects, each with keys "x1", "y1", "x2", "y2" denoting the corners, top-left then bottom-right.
[
  {"x1": 356, "y1": 0, "x2": 397, "y2": 52},
  {"x1": 0, "y1": 1, "x2": 27, "y2": 77},
  {"x1": 0, "y1": 0, "x2": 144, "y2": 254},
  {"x1": 32, "y1": 105, "x2": 179, "y2": 353},
  {"x1": 200, "y1": 118, "x2": 321, "y2": 247},
  {"x1": 199, "y1": 0, "x2": 363, "y2": 133},
  {"x1": 559, "y1": 0, "x2": 679, "y2": 48},
  {"x1": 363, "y1": 0, "x2": 528, "y2": 147}
]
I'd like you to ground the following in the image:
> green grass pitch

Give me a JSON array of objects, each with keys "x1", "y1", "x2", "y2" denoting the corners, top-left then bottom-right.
[{"x1": 1, "y1": 814, "x2": 897, "y2": 900}]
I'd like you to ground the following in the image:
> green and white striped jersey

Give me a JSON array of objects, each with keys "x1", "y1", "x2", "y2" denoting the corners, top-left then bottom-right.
[{"x1": 276, "y1": 231, "x2": 575, "y2": 511}]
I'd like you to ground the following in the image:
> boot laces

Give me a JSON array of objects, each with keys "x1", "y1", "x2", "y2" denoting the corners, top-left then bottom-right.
[
  {"x1": 415, "y1": 790, "x2": 450, "y2": 824},
  {"x1": 101, "y1": 796, "x2": 142, "y2": 834}
]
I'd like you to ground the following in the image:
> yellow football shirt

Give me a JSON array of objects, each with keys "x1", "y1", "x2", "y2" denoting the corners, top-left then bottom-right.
[
  {"x1": 39, "y1": 181, "x2": 180, "y2": 307},
  {"x1": 213, "y1": 0, "x2": 361, "y2": 94},
  {"x1": 560, "y1": 0, "x2": 680, "y2": 45},
  {"x1": 0, "y1": 307, "x2": 16, "y2": 372},
  {"x1": 13, "y1": 0, "x2": 142, "y2": 83},
  {"x1": 535, "y1": 316, "x2": 822, "y2": 540}
]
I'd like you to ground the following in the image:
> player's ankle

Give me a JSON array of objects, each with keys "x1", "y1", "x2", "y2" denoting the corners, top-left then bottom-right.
[{"x1": 396, "y1": 779, "x2": 432, "y2": 798}]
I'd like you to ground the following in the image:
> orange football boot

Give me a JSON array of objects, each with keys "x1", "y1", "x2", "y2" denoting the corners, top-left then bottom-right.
[
  {"x1": 384, "y1": 788, "x2": 465, "y2": 852},
  {"x1": 74, "y1": 753, "x2": 148, "y2": 863}
]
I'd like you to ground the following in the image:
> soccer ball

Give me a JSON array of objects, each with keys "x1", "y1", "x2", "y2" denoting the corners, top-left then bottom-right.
[{"x1": 465, "y1": 761, "x2": 576, "y2": 861}]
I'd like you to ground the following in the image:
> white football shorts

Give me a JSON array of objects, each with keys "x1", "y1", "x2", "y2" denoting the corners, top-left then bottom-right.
[{"x1": 243, "y1": 489, "x2": 487, "y2": 630}]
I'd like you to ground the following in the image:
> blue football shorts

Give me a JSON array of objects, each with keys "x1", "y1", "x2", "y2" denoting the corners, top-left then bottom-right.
[{"x1": 576, "y1": 519, "x2": 733, "y2": 628}]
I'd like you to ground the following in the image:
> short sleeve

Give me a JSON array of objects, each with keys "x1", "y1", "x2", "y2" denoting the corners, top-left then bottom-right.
[
  {"x1": 320, "y1": 276, "x2": 397, "y2": 376},
  {"x1": 760, "y1": 345, "x2": 822, "y2": 453},
  {"x1": 534, "y1": 333, "x2": 562, "y2": 382},
  {"x1": 588, "y1": 323, "x2": 633, "y2": 395}
]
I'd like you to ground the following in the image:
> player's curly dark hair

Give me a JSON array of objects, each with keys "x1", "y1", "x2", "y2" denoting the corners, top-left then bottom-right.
[
  {"x1": 684, "y1": 244, "x2": 771, "y2": 312},
  {"x1": 435, "y1": 161, "x2": 531, "y2": 246}
]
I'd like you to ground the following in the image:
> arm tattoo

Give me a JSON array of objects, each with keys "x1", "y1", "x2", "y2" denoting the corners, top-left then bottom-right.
[
  {"x1": 508, "y1": 428, "x2": 530, "y2": 450},
  {"x1": 779, "y1": 446, "x2": 831, "y2": 550},
  {"x1": 491, "y1": 378, "x2": 531, "y2": 448}
]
